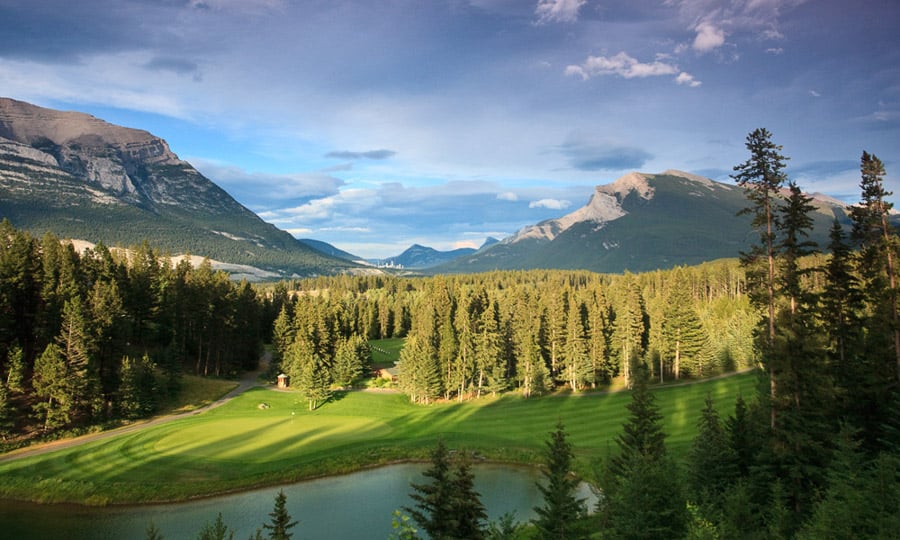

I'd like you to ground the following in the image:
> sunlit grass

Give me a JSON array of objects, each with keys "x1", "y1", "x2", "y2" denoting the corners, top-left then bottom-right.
[{"x1": 0, "y1": 372, "x2": 759, "y2": 504}]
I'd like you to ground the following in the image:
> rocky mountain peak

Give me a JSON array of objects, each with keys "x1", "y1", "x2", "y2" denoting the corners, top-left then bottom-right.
[{"x1": 0, "y1": 97, "x2": 179, "y2": 165}]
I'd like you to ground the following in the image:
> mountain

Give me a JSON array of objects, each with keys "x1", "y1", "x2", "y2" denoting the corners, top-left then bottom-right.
[
  {"x1": 299, "y1": 238, "x2": 366, "y2": 263},
  {"x1": 378, "y1": 244, "x2": 478, "y2": 269},
  {"x1": 435, "y1": 170, "x2": 850, "y2": 274},
  {"x1": 0, "y1": 97, "x2": 358, "y2": 277}
]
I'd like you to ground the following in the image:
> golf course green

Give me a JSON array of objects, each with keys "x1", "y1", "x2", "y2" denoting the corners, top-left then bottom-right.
[{"x1": 0, "y1": 370, "x2": 759, "y2": 505}]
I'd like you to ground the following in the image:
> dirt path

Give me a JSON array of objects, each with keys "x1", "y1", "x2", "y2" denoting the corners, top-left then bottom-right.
[{"x1": 0, "y1": 351, "x2": 272, "y2": 464}]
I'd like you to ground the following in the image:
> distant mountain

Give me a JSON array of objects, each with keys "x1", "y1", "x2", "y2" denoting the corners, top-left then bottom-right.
[
  {"x1": 378, "y1": 244, "x2": 478, "y2": 269},
  {"x1": 436, "y1": 170, "x2": 850, "y2": 274},
  {"x1": 0, "y1": 97, "x2": 359, "y2": 277},
  {"x1": 299, "y1": 238, "x2": 366, "y2": 263}
]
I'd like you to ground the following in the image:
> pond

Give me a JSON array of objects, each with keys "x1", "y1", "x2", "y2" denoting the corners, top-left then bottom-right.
[{"x1": 0, "y1": 463, "x2": 598, "y2": 539}]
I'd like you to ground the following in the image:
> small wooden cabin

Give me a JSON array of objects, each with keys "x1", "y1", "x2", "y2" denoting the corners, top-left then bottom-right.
[
  {"x1": 377, "y1": 367, "x2": 399, "y2": 382},
  {"x1": 277, "y1": 373, "x2": 290, "y2": 388}
]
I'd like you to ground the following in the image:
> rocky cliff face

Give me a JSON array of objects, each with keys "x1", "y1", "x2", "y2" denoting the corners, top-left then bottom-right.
[
  {"x1": 0, "y1": 97, "x2": 237, "y2": 214},
  {"x1": 0, "y1": 97, "x2": 357, "y2": 277}
]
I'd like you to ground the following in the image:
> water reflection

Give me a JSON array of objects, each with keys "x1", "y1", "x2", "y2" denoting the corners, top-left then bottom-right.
[{"x1": 0, "y1": 463, "x2": 597, "y2": 540}]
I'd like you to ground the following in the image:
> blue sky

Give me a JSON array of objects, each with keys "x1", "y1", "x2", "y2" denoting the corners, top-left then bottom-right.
[{"x1": 2, "y1": 0, "x2": 899, "y2": 259}]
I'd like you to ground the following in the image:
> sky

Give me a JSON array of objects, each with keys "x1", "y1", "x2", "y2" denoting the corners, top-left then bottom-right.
[{"x1": 2, "y1": 0, "x2": 899, "y2": 259}]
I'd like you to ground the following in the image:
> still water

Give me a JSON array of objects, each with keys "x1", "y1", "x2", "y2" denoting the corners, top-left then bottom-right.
[{"x1": 0, "y1": 463, "x2": 597, "y2": 539}]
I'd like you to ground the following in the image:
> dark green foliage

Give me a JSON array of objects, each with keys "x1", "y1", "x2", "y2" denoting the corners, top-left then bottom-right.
[
  {"x1": 532, "y1": 421, "x2": 585, "y2": 540},
  {"x1": 796, "y1": 428, "x2": 900, "y2": 539},
  {"x1": 606, "y1": 457, "x2": 689, "y2": 540},
  {"x1": 605, "y1": 365, "x2": 688, "y2": 539},
  {"x1": 661, "y1": 268, "x2": 707, "y2": 379},
  {"x1": 404, "y1": 440, "x2": 488, "y2": 540},
  {"x1": 486, "y1": 512, "x2": 523, "y2": 540},
  {"x1": 117, "y1": 355, "x2": 159, "y2": 419},
  {"x1": 609, "y1": 365, "x2": 666, "y2": 478},
  {"x1": 145, "y1": 522, "x2": 164, "y2": 540},
  {"x1": 0, "y1": 381, "x2": 14, "y2": 441},
  {"x1": 405, "y1": 440, "x2": 456, "y2": 539},
  {"x1": 0, "y1": 221, "x2": 266, "y2": 440},
  {"x1": 687, "y1": 394, "x2": 737, "y2": 508},
  {"x1": 450, "y1": 458, "x2": 488, "y2": 540},
  {"x1": 263, "y1": 490, "x2": 298, "y2": 540},
  {"x1": 197, "y1": 513, "x2": 234, "y2": 540}
]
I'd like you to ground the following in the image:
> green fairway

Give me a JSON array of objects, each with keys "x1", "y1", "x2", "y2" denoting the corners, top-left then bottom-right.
[{"x1": 0, "y1": 371, "x2": 760, "y2": 505}]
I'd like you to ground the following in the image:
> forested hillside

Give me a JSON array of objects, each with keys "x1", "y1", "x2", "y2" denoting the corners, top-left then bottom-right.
[
  {"x1": 0, "y1": 223, "x2": 267, "y2": 444},
  {"x1": 269, "y1": 262, "x2": 754, "y2": 405}
]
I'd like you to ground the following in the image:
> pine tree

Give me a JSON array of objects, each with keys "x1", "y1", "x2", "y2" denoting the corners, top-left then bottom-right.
[
  {"x1": 613, "y1": 277, "x2": 648, "y2": 386},
  {"x1": 562, "y1": 295, "x2": 592, "y2": 391},
  {"x1": 145, "y1": 522, "x2": 164, "y2": 540},
  {"x1": 732, "y1": 127, "x2": 788, "y2": 428},
  {"x1": 609, "y1": 365, "x2": 666, "y2": 478},
  {"x1": 605, "y1": 367, "x2": 688, "y2": 539},
  {"x1": 32, "y1": 343, "x2": 71, "y2": 430},
  {"x1": 532, "y1": 421, "x2": 585, "y2": 539},
  {"x1": 661, "y1": 268, "x2": 706, "y2": 379},
  {"x1": 262, "y1": 490, "x2": 298, "y2": 540},
  {"x1": 0, "y1": 381, "x2": 15, "y2": 441},
  {"x1": 4, "y1": 344, "x2": 25, "y2": 394},
  {"x1": 450, "y1": 457, "x2": 487, "y2": 540},
  {"x1": 405, "y1": 439, "x2": 455, "y2": 539},
  {"x1": 821, "y1": 220, "x2": 863, "y2": 373},
  {"x1": 197, "y1": 512, "x2": 234, "y2": 540},
  {"x1": 687, "y1": 394, "x2": 737, "y2": 508},
  {"x1": 850, "y1": 150, "x2": 900, "y2": 384}
]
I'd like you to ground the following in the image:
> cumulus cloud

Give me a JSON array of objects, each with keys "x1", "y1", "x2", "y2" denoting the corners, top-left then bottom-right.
[
  {"x1": 565, "y1": 52, "x2": 700, "y2": 86},
  {"x1": 693, "y1": 22, "x2": 726, "y2": 53},
  {"x1": 534, "y1": 0, "x2": 586, "y2": 24},
  {"x1": 566, "y1": 52, "x2": 677, "y2": 80},
  {"x1": 675, "y1": 72, "x2": 702, "y2": 87},
  {"x1": 497, "y1": 191, "x2": 519, "y2": 201},
  {"x1": 529, "y1": 198, "x2": 572, "y2": 210},
  {"x1": 325, "y1": 149, "x2": 396, "y2": 160},
  {"x1": 669, "y1": 0, "x2": 808, "y2": 55}
]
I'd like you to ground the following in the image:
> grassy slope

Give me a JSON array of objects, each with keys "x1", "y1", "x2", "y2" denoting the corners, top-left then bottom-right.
[{"x1": 0, "y1": 371, "x2": 760, "y2": 505}]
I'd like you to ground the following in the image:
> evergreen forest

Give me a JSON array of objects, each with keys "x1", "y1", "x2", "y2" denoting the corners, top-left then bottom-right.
[{"x1": 0, "y1": 130, "x2": 898, "y2": 538}]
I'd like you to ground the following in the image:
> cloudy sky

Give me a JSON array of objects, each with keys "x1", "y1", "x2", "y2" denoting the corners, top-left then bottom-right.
[{"x1": 2, "y1": 0, "x2": 899, "y2": 258}]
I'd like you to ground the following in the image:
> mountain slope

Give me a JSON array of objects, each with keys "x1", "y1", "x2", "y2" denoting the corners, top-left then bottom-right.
[
  {"x1": 436, "y1": 170, "x2": 849, "y2": 274},
  {"x1": 0, "y1": 98, "x2": 357, "y2": 277}
]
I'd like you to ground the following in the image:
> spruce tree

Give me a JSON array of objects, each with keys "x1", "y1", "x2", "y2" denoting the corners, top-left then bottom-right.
[
  {"x1": 450, "y1": 457, "x2": 487, "y2": 540},
  {"x1": 405, "y1": 439, "x2": 455, "y2": 539},
  {"x1": 262, "y1": 490, "x2": 298, "y2": 540},
  {"x1": 0, "y1": 381, "x2": 15, "y2": 442},
  {"x1": 661, "y1": 268, "x2": 706, "y2": 379},
  {"x1": 850, "y1": 150, "x2": 900, "y2": 384},
  {"x1": 605, "y1": 367, "x2": 687, "y2": 539},
  {"x1": 532, "y1": 421, "x2": 585, "y2": 539},
  {"x1": 687, "y1": 394, "x2": 737, "y2": 508},
  {"x1": 732, "y1": 127, "x2": 788, "y2": 428},
  {"x1": 608, "y1": 365, "x2": 666, "y2": 478},
  {"x1": 197, "y1": 512, "x2": 234, "y2": 540}
]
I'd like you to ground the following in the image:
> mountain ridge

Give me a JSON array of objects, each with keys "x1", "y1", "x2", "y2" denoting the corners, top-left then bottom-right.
[
  {"x1": 434, "y1": 169, "x2": 850, "y2": 274},
  {"x1": 0, "y1": 97, "x2": 359, "y2": 278}
]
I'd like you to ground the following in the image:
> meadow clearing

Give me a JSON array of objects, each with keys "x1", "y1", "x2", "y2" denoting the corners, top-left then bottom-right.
[{"x1": 0, "y1": 361, "x2": 758, "y2": 505}]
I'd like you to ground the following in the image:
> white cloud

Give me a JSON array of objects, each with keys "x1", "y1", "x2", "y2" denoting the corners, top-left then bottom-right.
[
  {"x1": 529, "y1": 198, "x2": 571, "y2": 210},
  {"x1": 675, "y1": 72, "x2": 702, "y2": 87},
  {"x1": 497, "y1": 191, "x2": 519, "y2": 201},
  {"x1": 534, "y1": 0, "x2": 586, "y2": 24},
  {"x1": 809, "y1": 89, "x2": 821, "y2": 97},
  {"x1": 566, "y1": 52, "x2": 700, "y2": 87},
  {"x1": 693, "y1": 22, "x2": 726, "y2": 53},
  {"x1": 566, "y1": 52, "x2": 678, "y2": 80}
]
